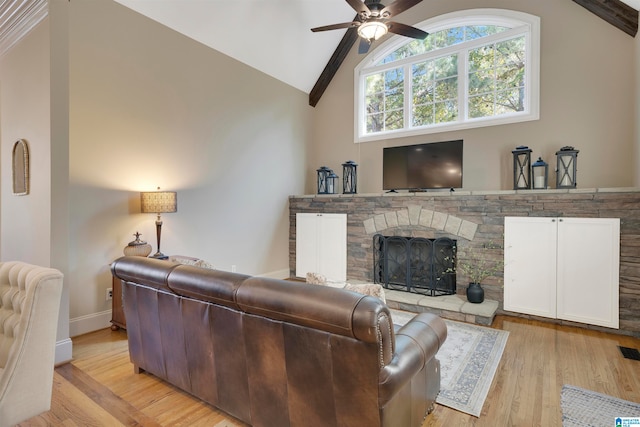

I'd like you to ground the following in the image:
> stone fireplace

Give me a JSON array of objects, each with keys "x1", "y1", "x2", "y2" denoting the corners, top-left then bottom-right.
[{"x1": 289, "y1": 189, "x2": 640, "y2": 337}]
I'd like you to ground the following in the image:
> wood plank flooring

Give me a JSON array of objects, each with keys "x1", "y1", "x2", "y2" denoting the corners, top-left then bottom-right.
[{"x1": 19, "y1": 316, "x2": 640, "y2": 427}]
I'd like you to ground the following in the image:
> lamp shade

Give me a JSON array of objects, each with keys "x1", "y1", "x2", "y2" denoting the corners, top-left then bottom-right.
[
  {"x1": 141, "y1": 190, "x2": 177, "y2": 214},
  {"x1": 358, "y1": 21, "x2": 388, "y2": 41}
]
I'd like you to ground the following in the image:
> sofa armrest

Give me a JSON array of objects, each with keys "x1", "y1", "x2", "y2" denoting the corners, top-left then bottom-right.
[{"x1": 378, "y1": 313, "x2": 447, "y2": 404}]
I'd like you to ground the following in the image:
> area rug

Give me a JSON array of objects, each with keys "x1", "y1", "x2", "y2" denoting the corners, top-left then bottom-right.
[
  {"x1": 392, "y1": 309, "x2": 509, "y2": 417},
  {"x1": 561, "y1": 385, "x2": 640, "y2": 427}
]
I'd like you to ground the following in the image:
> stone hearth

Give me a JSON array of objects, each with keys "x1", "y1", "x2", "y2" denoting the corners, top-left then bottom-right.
[{"x1": 385, "y1": 290, "x2": 499, "y2": 326}]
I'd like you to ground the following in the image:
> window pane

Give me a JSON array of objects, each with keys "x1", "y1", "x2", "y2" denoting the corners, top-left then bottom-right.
[
  {"x1": 386, "y1": 91, "x2": 404, "y2": 110},
  {"x1": 435, "y1": 77, "x2": 457, "y2": 101},
  {"x1": 495, "y1": 65, "x2": 524, "y2": 91},
  {"x1": 366, "y1": 74, "x2": 384, "y2": 93},
  {"x1": 434, "y1": 55, "x2": 457, "y2": 79},
  {"x1": 467, "y1": 35, "x2": 526, "y2": 119},
  {"x1": 468, "y1": 94, "x2": 494, "y2": 118},
  {"x1": 431, "y1": 27, "x2": 465, "y2": 49},
  {"x1": 411, "y1": 54, "x2": 458, "y2": 127},
  {"x1": 413, "y1": 103, "x2": 434, "y2": 126},
  {"x1": 378, "y1": 27, "x2": 468, "y2": 65},
  {"x1": 367, "y1": 113, "x2": 384, "y2": 133},
  {"x1": 465, "y1": 25, "x2": 507, "y2": 41},
  {"x1": 496, "y1": 88, "x2": 525, "y2": 114},
  {"x1": 385, "y1": 109, "x2": 404, "y2": 130},
  {"x1": 469, "y1": 45, "x2": 495, "y2": 72},
  {"x1": 413, "y1": 81, "x2": 435, "y2": 104},
  {"x1": 364, "y1": 67, "x2": 404, "y2": 134},
  {"x1": 496, "y1": 36, "x2": 525, "y2": 66},
  {"x1": 435, "y1": 100, "x2": 458, "y2": 123},
  {"x1": 366, "y1": 93, "x2": 383, "y2": 113},
  {"x1": 469, "y1": 70, "x2": 495, "y2": 95}
]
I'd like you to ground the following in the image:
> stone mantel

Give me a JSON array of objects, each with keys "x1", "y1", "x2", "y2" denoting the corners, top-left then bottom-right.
[
  {"x1": 289, "y1": 188, "x2": 640, "y2": 337},
  {"x1": 292, "y1": 187, "x2": 640, "y2": 198}
]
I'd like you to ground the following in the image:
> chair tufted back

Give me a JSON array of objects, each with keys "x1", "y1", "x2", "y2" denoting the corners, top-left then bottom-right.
[{"x1": 0, "y1": 261, "x2": 63, "y2": 425}]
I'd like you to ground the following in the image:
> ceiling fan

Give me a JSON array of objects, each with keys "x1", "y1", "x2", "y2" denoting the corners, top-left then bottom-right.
[{"x1": 311, "y1": 0, "x2": 428, "y2": 54}]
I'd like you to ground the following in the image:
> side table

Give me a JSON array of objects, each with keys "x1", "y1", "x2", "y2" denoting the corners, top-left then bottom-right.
[{"x1": 111, "y1": 275, "x2": 126, "y2": 330}]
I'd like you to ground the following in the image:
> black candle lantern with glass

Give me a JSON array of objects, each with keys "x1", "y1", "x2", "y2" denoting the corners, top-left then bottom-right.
[
  {"x1": 556, "y1": 146, "x2": 579, "y2": 189},
  {"x1": 532, "y1": 157, "x2": 548, "y2": 190},
  {"x1": 342, "y1": 160, "x2": 358, "y2": 194},
  {"x1": 317, "y1": 166, "x2": 339, "y2": 194},
  {"x1": 512, "y1": 146, "x2": 532, "y2": 190},
  {"x1": 326, "y1": 170, "x2": 339, "y2": 194},
  {"x1": 317, "y1": 166, "x2": 331, "y2": 194}
]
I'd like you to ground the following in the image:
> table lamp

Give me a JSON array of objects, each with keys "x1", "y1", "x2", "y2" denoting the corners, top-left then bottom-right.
[{"x1": 140, "y1": 187, "x2": 177, "y2": 260}]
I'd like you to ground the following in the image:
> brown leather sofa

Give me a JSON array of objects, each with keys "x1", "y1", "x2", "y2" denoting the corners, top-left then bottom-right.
[{"x1": 111, "y1": 256, "x2": 447, "y2": 427}]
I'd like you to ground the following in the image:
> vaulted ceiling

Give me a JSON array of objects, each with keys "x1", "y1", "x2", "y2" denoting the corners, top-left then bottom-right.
[
  {"x1": 112, "y1": 0, "x2": 639, "y2": 107},
  {"x1": 0, "y1": 0, "x2": 637, "y2": 107}
]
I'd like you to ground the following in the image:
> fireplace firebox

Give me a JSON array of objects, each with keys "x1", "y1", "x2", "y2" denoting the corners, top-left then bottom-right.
[{"x1": 373, "y1": 234, "x2": 456, "y2": 296}]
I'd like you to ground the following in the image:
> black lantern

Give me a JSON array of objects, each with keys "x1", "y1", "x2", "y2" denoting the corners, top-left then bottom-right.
[
  {"x1": 342, "y1": 160, "x2": 358, "y2": 194},
  {"x1": 326, "y1": 170, "x2": 339, "y2": 194},
  {"x1": 512, "y1": 146, "x2": 532, "y2": 190},
  {"x1": 532, "y1": 157, "x2": 548, "y2": 189},
  {"x1": 556, "y1": 146, "x2": 579, "y2": 189},
  {"x1": 317, "y1": 166, "x2": 331, "y2": 194}
]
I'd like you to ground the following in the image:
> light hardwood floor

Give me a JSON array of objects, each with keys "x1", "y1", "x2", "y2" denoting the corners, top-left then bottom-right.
[{"x1": 19, "y1": 316, "x2": 640, "y2": 427}]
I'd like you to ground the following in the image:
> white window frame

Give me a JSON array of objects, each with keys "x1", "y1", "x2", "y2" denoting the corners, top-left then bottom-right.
[{"x1": 354, "y1": 9, "x2": 540, "y2": 143}]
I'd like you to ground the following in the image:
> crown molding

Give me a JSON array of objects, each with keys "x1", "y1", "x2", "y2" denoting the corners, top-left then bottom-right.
[{"x1": 0, "y1": 0, "x2": 48, "y2": 58}]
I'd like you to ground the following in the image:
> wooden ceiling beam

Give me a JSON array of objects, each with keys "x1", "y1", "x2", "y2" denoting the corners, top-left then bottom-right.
[
  {"x1": 572, "y1": 0, "x2": 638, "y2": 36},
  {"x1": 309, "y1": 27, "x2": 359, "y2": 107}
]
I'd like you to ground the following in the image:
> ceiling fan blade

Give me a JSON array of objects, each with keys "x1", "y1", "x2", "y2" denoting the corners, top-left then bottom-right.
[
  {"x1": 387, "y1": 22, "x2": 428, "y2": 39},
  {"x1": 311, "y1": 22, "x2": 359, "y2": 32},
  {"x1": 346, "y1": 0, "x2": 372, "y2": 15},
  {"x1": 380, "y1": 0, "x2": 423, "y2": 17},
  {"x1": 358, "y1": 38, "x2": 372, "y2": 54}
]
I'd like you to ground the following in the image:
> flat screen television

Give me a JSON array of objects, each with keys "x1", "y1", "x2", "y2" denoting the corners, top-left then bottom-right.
[{"x1": 383, "y1": 140, "x2": 463, "y2": 191}]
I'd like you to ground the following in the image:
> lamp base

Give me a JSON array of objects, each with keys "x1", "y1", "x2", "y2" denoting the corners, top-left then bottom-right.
[{"x1": 149, "y1": 252, "x2": 168, "y2": 260}]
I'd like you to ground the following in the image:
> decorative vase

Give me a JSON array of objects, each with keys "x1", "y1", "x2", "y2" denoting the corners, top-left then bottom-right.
[
  {"x1": 123, "y1": 232, "x2": 152, "y2": 257},
  {"x1": 466, "y1": 283, "x2": 484, "y2": 304}
]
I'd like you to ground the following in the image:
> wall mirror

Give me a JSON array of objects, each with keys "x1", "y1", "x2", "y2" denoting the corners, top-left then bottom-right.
[{"x1": 12, "y1": 139, "x2": 29, "y2": 196}]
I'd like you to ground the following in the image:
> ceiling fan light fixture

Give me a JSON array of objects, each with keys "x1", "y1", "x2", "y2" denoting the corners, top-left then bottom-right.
[{"x1": 357, "y1": 21, "x2": 388, "y2": 41}]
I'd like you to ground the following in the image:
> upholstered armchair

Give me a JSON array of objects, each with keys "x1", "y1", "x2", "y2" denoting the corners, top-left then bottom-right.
[{"x1": 0, "y1": 261, "x2": 64, "y2": 426}]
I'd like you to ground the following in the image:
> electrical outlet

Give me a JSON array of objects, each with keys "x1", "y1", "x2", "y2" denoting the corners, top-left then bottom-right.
[
  {"x1": 231, "y1": 265, "x2": 237, "y2": 272},
  {"x1": 106, "y1": 288, "x2": 113, "y2": 301}
]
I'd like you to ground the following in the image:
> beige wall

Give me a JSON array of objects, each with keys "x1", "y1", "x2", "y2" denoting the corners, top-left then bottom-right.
[
  {"x1": 0, "y1": 17, "x2": 72, "y2": 363},
  {"x1": 311, "y1": 0, "x2": 636, "y2": 193},
  {"x1": 0, "y1": 21, "x2": 51, "y2": 264},
  {"x1": 1, "y1": 0, "x2": 311, "y2": 339},
  {"x1": 63, "y1": 0, "x2": 311, "y2": 334}
]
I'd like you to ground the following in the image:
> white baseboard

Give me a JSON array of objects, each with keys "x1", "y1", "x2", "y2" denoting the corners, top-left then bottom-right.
[
  {"x1": 55, "y1": 338, "x2": 73, "y2": 365},
  {"x1": 69, "y1": 309, "x2": 112, "y2": 338},
  {"x1": 256, "y1": 268, "x2": 290, "y2": 279}
]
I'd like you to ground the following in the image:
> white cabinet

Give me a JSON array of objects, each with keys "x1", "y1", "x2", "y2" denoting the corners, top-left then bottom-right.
[
  {"x1": 295, "y1": 213, "x2": 347, "y2": 281},
  {"x1": 504, "y1": 217, "x2": 619, "y2": 329}
]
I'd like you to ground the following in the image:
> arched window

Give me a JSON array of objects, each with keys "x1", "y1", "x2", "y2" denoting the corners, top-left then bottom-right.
[{"x1": 355, "y1": 9, "x2": 540, "y2": 142}]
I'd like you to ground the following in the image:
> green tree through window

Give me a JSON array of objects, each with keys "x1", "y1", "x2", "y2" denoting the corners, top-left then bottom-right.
[{"x1": 356, "y1": 10, "x2": 540, "y2": 142}]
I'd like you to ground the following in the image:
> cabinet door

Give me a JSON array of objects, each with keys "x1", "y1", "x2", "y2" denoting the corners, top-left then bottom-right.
[
  {"x1": 504, "y1": 217, "x2": 558, "y2": 318},
  {"x1": 295, "y1": 213, "x2": 347, "y2": 281},
  {"x1": 556, "y1": 218, "x2": 619, "y2": 329},
  {"x1": 295, "y1": 213, "x2": 320, "y2": 279},
  {"x1": 317, "y1": 214, "x2": 347, "y2": 282}
]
